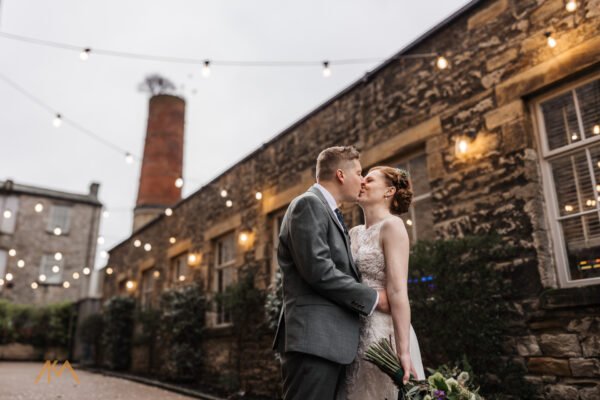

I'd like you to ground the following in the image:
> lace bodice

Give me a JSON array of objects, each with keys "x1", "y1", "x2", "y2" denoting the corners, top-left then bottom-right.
[{"x1": 349, "y1": 221, "x2": 387, "y2": 289}]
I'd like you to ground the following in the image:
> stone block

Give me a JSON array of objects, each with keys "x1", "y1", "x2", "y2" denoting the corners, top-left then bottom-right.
[
  {"x1": 527, "y1": 357, "x2": 571, "y2": 376},
  {"x1": 582, "y1": 335, "x2": 600, "y2": 357},
  {"x1": 468, "y1": 0, "x2": 509, "y2": 30},
  {"x1": 544, "y1": 384, "x2": 579, "y2": 400},
  {"x1": 579, "y1": 385, "x2": 600, "y2": 400},
  {"x1": 517, "y1": 335, "x2": 542, "y2": 356},
  {"x1": 539, "y1": 334, "x2": 582, "y2": 357},
  {"x1": 485, "y1": 100, "x2": 525, "y2": 130},
  {"x1": 486, "y1": 48, "x2": 519, "y2": 72},
  {"x1": 570, "y1": 358, "x2": 600, "y2": 377}
]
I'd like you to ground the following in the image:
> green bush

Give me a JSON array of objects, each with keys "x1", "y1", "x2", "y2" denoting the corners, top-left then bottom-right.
[
  {"x1": 0, "y1": 300, "x2": 75, "y2": 349},
  {"x1": 408, "y1": 235, "x2": 536, "y2": 399},
  {"x1": 102, "y1": 296, "x2": 135, "y2": 370},
  {"x1": 159, "y1": 284, "x2": 206, "y2": 382}
]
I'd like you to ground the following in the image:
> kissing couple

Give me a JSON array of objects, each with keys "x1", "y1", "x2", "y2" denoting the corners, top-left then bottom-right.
[{"x1": 273, "y1": 145, "x2": 426, "y2": 400}]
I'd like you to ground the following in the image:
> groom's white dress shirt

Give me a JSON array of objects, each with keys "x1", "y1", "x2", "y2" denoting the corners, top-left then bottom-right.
[{"x1": 313, "y1": 183, "x2": 378, "y2": 316}]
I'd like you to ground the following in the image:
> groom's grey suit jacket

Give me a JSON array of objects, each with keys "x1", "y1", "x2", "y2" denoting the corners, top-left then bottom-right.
[{"x1": 273, "y1": 186, "x2": 378, "y2": 365}]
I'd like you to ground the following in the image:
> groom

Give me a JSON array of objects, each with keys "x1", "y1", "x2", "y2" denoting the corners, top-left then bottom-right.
[{"x1": 273, "y1": 146, "x2": 389, "y2": 400}]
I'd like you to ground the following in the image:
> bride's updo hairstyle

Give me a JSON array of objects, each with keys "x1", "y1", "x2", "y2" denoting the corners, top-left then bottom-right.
[{"x1": 369, "y1": 166, "x2": 413, "y2": 215}]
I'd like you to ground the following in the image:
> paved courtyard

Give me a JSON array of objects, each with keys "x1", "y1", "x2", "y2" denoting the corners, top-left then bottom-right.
[{"x1": 0, "y1": 362, "x2": 197, "y2": 400}]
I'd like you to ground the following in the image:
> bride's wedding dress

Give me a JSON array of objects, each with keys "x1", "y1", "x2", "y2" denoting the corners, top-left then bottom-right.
[{"x1": 341, "y1": 219, "x2": 425, "y2": 400}]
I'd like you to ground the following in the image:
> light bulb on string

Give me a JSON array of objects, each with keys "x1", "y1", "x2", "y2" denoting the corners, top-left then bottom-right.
[
  {"x1": 53, "y1": 114, "x2": 62, "y2": 128},
  {"x1": 31, "y1": 282, "x2": 38, "y2": 289},
  {"x1": 436, "y1": 56, "x2": 449, "y2": 70},
  {"x1": 8, "y1": 249, "x2": 16, "y2": 257},
  {"x1": 83, "y1": 267, "x2": 91, "y2": 275},
  {"x1": 35, "y1": 203, "x2": 44, "y2": 213},
  {"x1": 220, "y1": 189, "x2": 228, "y2": 198},
  {"x1": 593, "y1": 125, "x2": 600, "y2": 135},
  {"x1": 202, "y1": 60, "x2": 211, "y2": 78},
  {"x1": 226, "y1": 200, "x2": 233, "y2": 208},
  {"x1": 3, "y1": 210, "x2": 11, "y2": 219},
  {"x1": 175, "y1": 178, "x2": 184, "y2": 188},
  {"x1": 17, "y1": 260, "x2": 25, "y2": 268},
  {"x1": 103, "y1": 210, "x2": 110, "y2": 218},
  {"x1": 6, "y1": 273, "x2": 13, "y2": 282},
  {"x1": 165, "y1": 208, "x2": 173, "y2": 216},
  {"x1": 322, "y1": 61, "x2": 331, "y2": 78},
  {"x1": 63, "y1": 281, "x2": 70, "y2": 288},
  {"x1": 80, "y1": 48, "x2": 91, "y2": 61},
  {"x1": 255, "y1": 192, "x2": 263, "y2": 200},
  {"x1": 125, "y1": 153, "x2": 134, "y2": 164},
  {"x1": 97, "y1": 236, "x2": 105, "y2": 245},
  {"x1": 545, "y1": 32, "x2": 557, "y2": 48},
  {"x1": 565, "y1": 0, "x2": 577, "y2": 12},
  {"x1": 39, "y1": 274, "x2": 47, "y2": 282}
]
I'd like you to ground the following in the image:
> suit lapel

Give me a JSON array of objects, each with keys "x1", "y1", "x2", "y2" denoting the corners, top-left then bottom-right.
[{"x1": 308, "y1": 187, "x2": 361, "y2": 280}]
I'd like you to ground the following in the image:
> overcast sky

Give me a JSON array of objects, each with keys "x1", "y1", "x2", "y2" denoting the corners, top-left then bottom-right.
[{"x1": 0, "y1": 0, "x2": 470, "y2": 268}]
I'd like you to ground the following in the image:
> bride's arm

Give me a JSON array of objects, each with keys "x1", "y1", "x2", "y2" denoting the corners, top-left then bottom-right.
[{"x1": 381, "y1": 217, "x2": 415, "y2": 383}]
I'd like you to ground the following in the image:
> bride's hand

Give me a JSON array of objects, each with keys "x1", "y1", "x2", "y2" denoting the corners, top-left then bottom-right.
[{"x1": 398, "y1": 353, "x2": 413, "y2": 384}]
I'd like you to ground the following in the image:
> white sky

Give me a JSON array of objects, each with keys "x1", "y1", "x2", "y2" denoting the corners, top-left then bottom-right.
[{"x1": 0, "y1": 0, "x2": 470, "y2": 268}]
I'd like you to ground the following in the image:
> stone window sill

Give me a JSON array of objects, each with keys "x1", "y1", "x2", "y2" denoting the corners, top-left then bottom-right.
[{"x1": 540, "y1": 285, "x2": 600, "y2": 309}]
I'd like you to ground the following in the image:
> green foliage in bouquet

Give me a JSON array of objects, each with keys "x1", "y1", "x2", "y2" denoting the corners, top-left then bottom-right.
[
  {"x1": 365, "y1": 337, "x2": 483, "y2": 400},
  {"x1": 408, "y1": 235, "x2": 536, "y2": 399},
  {"x1": 102, "y1": 296, "x2": 135, "y2": 370},
  {"x1": 159, "y1": 284, "x2": 206, "y2": 382}
]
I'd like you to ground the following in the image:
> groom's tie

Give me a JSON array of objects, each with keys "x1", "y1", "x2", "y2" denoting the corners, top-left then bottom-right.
[{"x1": 334, "y1": 208, "x2": 349, "y2": 236}]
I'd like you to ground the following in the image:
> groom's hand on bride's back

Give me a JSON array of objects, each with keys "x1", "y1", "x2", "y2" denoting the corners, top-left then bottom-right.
[{"x1": 375, "y1": 290, "x2": 390, "y2": 313}]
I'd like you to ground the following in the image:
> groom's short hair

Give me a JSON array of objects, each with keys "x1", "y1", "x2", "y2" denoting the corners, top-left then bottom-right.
[{"x1": 316, "y1": 146, "x2": 360, "y2": 182}]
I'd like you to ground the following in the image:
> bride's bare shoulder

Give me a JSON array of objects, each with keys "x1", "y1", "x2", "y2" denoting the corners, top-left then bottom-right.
[{"x1": 380, "y1": 216, "x2": 408, "y2": 239}]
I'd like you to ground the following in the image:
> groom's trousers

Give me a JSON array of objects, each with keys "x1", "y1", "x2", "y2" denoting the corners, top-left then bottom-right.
[{"x1": 281, "y1": 351, "x2": 346, "y2": 400}]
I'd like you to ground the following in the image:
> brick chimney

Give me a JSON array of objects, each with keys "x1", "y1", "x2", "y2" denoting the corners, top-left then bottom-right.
[{"x1": 133, "y1": 94, "x2": 185, "y2": 231}]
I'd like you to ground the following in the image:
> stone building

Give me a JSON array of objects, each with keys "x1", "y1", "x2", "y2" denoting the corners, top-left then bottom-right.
[
  {"x1": 0, "y1": 179, "x2": 102, "y2": 305},
  {"x1": 102, "y1": 0, "x2": 600, "y2": 397}
]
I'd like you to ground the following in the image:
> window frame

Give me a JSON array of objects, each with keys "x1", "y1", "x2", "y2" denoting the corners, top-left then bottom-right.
[
  {"x1": 39, "y1": 254, "x2": 64, "y2": 285},
  {"x1": 533, "y1": 72, "x2": 600, "y2": 288},
  {"x1": 46, "y1": 204, "x2": 72, "y2": 235},
  {"x1": 212, "y1": 232, "x2": 237, "y2": 327}
]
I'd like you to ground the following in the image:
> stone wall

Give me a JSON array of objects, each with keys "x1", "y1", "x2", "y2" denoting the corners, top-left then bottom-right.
[{"x1": 103, "y1": 0, "x2": 600, "y2": 397}]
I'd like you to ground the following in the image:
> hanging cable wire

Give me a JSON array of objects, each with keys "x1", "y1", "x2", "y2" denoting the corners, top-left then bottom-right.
[
  {"x1": 0, "y1": 31, "x2": 440, "y2": 67},
  {"x1": 0, "y1": 70, "x2": 140, "y2": 160}
]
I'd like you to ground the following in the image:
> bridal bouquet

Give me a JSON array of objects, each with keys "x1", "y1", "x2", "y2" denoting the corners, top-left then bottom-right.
[{"x1": 364, "y1": 338, "x2": 484, "y2": 400}]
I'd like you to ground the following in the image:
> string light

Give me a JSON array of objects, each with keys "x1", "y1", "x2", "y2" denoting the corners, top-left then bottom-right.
[
  {"x1": 54, "y1": 252, "x2": 63, "y2": 261},
  {"x1": 169, "y1": 237, "x2": 176, "y2": 244},
  {"x1": 53, "y1": 227, "x2": 62, "y2": 236},
  {"x1": 83, "y1": 267, "x2": 91, "y2": 275},
  {"x1": 101, "y1": 250, "x2": 109, "y2": 259},
  {"x1": 144, "y1": 243, "x2": 152, "y2": 251},
  {"x1": 53, "y1": 113, "x2": 62, "y2": 127},
  {"x1": 202, "y1": 60, "x2": 211, "y2": 77},
  {"x1": 98, "y1": 236, "x2": 105, "y2": 245},
  {"x1": 52, "y1": 265, "x2": 60, "y2": 273},
  {"x1": 3, "y1": 210, "x2": 12, "y2": 219},
  {"x1": 153, "y1": 270, "x2": 160, "y2": 278},
  {"x1": 572, "y1": 133, "x2": 579, "y2": 140},
  {"x1": 8, "y1": 249, "x2": 16, "y2": 257},
  {"x1": 457, "y1": 139, "x2": 469, "y2": 154},
  {"x1": 35, "y1": 203, "x2": 44, "y2": 213},
  {"x1": 322, "y1": 61, "x2": 331, "y2": 77},
  {"x1": 80, "y1": 48, "x2": 91, "y2": 61},
  {"x1": 126, "y1": 280, "x2": 135, "y2": 290},
  {"x1": 103, "y1": 210, "x2": 110, "y2": 218},
  {"x1": 17, "y1": 260, "x2": 25, "y2": 268},
  {"x1": 565, "y1": 0, "x2": 577, "y2": 12},
  {"x1": 134, "y1": 239, "x2": 141, "y2": 247},
  {"x1": 125, "y1": 152, "x2": 134, "y2": 164},
  {"x1": 220, "y1": 189, "x2": 228, "y2": 198},
  {"x1": 178, "y1": 275, "x2": 186, "y2": 282},
  {"x1": 106, "y1": 267, "x2": 113, "y2": 275},
  {"x1": 31, "y1": 282, "x2": 38, "y2": 289},
  {"x1": 5, "y1": 273, "x2": 13, "y2": 281},
  {"x1": 593, "y1": 125, "x2": 600, "y2": 135},
  {"x1": 226, "y1": 200, "x2": 233, "y2": 208},
  {"x1": 545, "y1": 32, "x2": 557, "y2": 48},
  {"x1": 255, "y1": 192, "x2": 263, "y2": 200},
  {"x1": 436, "y1": 56, "x2": 449, "y2": 70},
  {"x1": 63, "y1": 281, "x2": 70, "y2": 288},
  {"x1": 72, "y1": 272, "x2": 80, "y2": 279},
  {"x1": 175, "y1": 178, "x2": 184, "y2": 188},
  {"x1": 39, "y1": 274, "x2": 47, "y2": 282},
  {"x1": 165, "y1": 208, "x2": 173, "y2": 216},
  {"x1": 188, "y1": 254, "x2": 198, "y2": 264}
]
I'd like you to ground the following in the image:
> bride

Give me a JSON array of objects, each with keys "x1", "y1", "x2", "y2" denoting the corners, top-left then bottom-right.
[{"x1": 340, "y1": 166, "x2": 425, "y2": 400}]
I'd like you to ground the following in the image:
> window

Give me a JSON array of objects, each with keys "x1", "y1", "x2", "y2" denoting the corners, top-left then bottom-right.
[
  {"x1": 394, "y1": 152, "x2": 435, "y2": 244},
  {"x1": 213, "y1": 232, "x2": 236, "y2": 325},
  {"x1": 47, "y1": 205, "x2": 71, "y2": 234},
  {"x1": 39, "y1": 254, "x2": 64, "y2": 284},
  {"x1": 141, "y1": 267, "x2": 155, "y2": 309},
  {"x1": 536, "y1": 75, "x2": 600, "y2": 287},
  {"x1": 0, "y1": 196, "x2": 19, "y2": 234},
  {"x1": 170, "y1": 252, "x2": 189, "y2": 284},
  {"x1": 0, "y1": 249, "x2": 7, "y2": 291}
]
